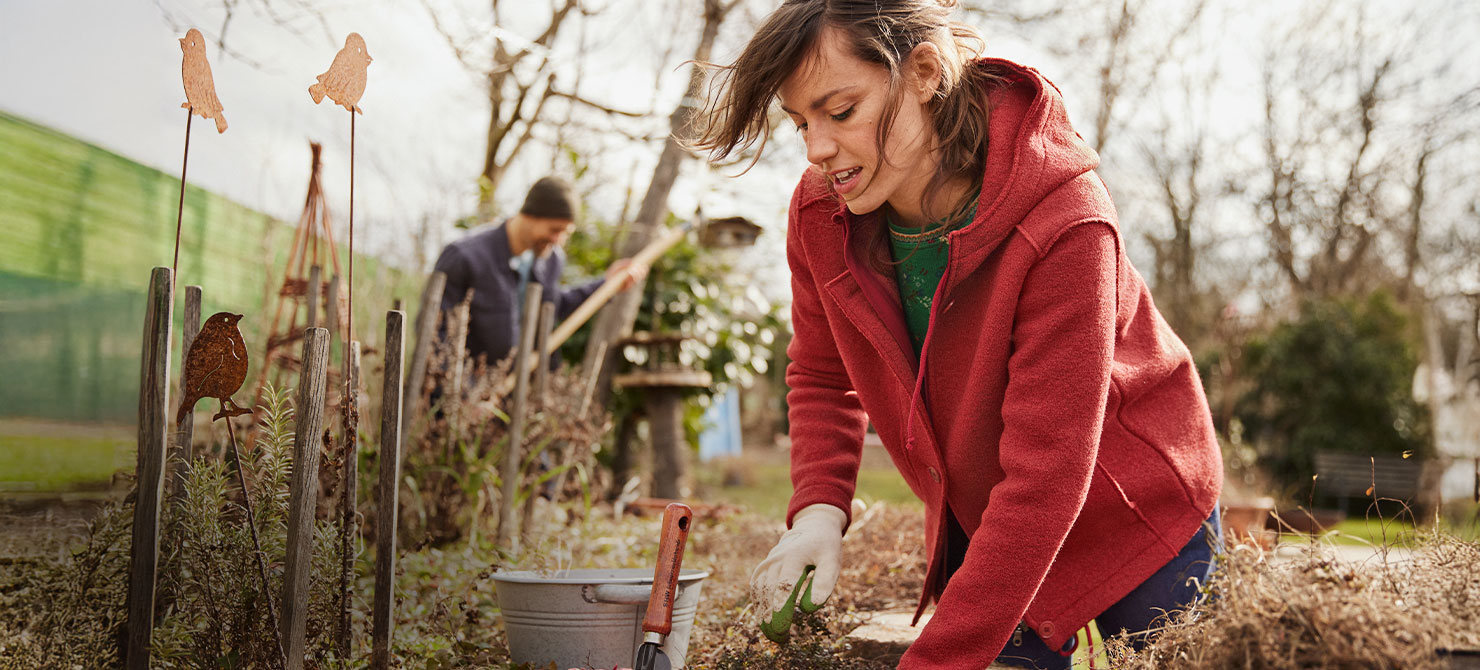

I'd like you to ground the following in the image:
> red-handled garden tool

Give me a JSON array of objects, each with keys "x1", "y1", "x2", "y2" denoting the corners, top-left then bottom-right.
[{"x1": 634, "y1": 502, "x2": 694, "y2": 670}]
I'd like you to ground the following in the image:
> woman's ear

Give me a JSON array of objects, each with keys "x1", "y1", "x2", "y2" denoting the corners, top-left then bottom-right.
[{"x1": 905, "y1": 41, "x2": 943, "y2": 103}]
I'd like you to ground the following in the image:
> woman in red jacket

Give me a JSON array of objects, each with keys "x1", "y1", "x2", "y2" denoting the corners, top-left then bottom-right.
[{"x1": 695, "y1": 1, "x2": 1224, "y2": 668}]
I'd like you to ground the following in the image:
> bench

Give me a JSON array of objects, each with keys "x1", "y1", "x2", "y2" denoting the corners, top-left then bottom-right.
[{"x1": 1312, "y1": 450, "x2": 1422, "y2": 513}]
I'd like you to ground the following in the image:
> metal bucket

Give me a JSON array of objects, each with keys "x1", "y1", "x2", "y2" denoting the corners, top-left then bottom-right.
[{"x1": 493, "y1": 567, "x2": 709, "y2": 669}]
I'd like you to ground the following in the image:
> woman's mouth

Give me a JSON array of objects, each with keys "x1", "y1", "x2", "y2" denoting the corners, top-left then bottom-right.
[{"x1": 831, "y1": 167, "x2": 863, "y2": 194}]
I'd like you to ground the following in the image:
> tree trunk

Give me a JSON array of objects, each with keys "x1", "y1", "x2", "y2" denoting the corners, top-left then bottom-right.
[
  {"x1": 582, "y1": 0, "x2": 733, "y2": 413},
  {"x1": 648, "y1": 388, "x2": 686, "y2": 499}
]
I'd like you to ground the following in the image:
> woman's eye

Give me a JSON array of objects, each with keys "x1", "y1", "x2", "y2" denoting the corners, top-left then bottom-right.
[
  {"x1": 830, "y1": 106, "x2": 854, "y2": 122},
  {"x1": 795, "y1": 122, "x2": 807, "y2": 134}
]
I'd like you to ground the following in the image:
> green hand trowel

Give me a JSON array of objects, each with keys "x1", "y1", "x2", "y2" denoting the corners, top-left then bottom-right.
[{"x1": 760, "y1": 564, "x2": 823, "y2": 644}]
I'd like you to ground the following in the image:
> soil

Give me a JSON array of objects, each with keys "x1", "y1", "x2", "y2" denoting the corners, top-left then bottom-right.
[{"x1": 0, "y1": 495, "x2": 110, "y2": 558}]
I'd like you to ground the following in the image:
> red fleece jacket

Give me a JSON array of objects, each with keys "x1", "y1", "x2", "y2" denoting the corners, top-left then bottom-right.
[{"x1": 782, "y1": 59, "x2": 1222, "y2": 668}]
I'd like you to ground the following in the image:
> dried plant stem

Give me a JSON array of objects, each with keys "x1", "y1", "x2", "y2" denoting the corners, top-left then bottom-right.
[{"x1": 224, "y1": 413, "x2": 288, "y2": 670}]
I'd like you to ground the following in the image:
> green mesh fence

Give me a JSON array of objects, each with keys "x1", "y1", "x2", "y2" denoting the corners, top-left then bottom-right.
[{"x1": 0, "y1": 110, "x2": 420, "y2": 425}]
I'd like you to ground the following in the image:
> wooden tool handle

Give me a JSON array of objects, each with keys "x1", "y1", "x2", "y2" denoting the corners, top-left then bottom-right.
[
  {"x1": 642, "y1": 502, "x2": 694, "y2": 636},
  {"x1": 545, "y1": 218, "x2": 695, "y2": 354}
]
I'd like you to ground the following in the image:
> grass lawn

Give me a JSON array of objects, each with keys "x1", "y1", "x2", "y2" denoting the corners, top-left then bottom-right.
[
  {"x1": 1317, "y1": 513, "x2": 1480, "y2": 545},
  {"x1": 694, "y1": 445, "x2": 922, "y2": 519},
  {"x1": 1317, "y1": 516, "x2": 1419, "y2": 547},
  {"x1": 0, "y1": 420, "x2": 132, "y2": 491}
]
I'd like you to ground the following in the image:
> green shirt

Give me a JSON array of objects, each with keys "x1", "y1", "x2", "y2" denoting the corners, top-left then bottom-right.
[{"x1": 887, "y1": 198, "x2": 979, "y2": 358}]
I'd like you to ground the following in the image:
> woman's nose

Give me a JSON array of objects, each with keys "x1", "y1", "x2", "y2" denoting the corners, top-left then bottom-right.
[{"x1": 805, "y1": 127, "x2": 837, "y2": 165}]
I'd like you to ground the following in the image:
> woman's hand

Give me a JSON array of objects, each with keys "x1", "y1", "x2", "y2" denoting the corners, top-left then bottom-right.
[{"x1": 749, "y1": 503, "x2": 848, "y2": 620}]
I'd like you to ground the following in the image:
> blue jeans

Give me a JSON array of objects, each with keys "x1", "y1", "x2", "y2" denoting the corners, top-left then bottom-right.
[{"x1": 958, "y1": 509, "x2": 1222, "y2": 670}]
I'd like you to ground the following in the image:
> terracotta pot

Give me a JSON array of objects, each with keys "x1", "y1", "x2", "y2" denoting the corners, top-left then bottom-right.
[{"x1": 1222, "y1": 499, "x2": 1275, "y2": 549}]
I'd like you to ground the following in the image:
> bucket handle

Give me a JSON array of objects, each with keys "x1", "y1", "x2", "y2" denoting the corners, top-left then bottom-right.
[
  {"x1": 582, "y1": 583, "x2": 651, "y2": 604},
  {"x1": 582, "y1": 582, "x2": 695, "y2": 605}
]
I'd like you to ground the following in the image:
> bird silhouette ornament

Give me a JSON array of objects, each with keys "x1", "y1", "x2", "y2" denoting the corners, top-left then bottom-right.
[
  {"x1": 308, "y1": 33, "x2": 371, "y2": 114},
  {"x1": 177, "y1": 312, "x2": 254, "y2": 426},
  {"x1": 180, "y1": 28, "x2": 228, "y2": 133}
]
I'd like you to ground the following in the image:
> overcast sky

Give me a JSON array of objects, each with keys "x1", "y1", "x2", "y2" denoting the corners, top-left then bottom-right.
[
  {"x1": 0, "y1": 0, "x2": 793, "y2": 270},
  {"x1": 3, "y1": 0, "x2": 1475, "y2": 305}
]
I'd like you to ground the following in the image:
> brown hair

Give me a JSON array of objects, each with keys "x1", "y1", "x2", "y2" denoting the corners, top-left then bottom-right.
[{"x1": 694, "y1": 0, "x2": 1000, "y2": 224}]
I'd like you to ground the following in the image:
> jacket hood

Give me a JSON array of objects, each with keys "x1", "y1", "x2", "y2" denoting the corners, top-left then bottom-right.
[{"x1": 947, "y1": 58, "x2": 1101, "y2": 275}]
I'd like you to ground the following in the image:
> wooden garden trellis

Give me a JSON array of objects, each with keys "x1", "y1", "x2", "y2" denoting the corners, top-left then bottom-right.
[{"x1": 255, "y1": 141, "x2": 346, "y2": 405}]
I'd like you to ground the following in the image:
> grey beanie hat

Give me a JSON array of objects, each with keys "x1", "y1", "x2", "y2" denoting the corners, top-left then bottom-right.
[{"x1": 518, "y1": 176, "x2": 576, "y2": 220}]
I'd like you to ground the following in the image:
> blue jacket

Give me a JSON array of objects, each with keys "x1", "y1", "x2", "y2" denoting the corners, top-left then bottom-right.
[{"x1": 433, "y1": 220, "x2": 602, "y2": 366}]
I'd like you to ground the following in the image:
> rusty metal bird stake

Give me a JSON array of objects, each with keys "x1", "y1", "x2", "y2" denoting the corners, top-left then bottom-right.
[
  {"x1": 177, "y1": 311, "x2": 285, "y2": 666},
  {"x1": 308, "y1": 33, "x2": 371, "y2": 114},
  {"x1": 173, "y1": 28, "x2": 228, "y2": 277},
  {"x1": 177, "y1": 312, "x2": 254, "y2": 426},
  {"x1": 181, "y1": 28, "x2": 228, "y2": 133},
  {"x1": 309, "y1": 32, "x2": 371, "y2": 659}
]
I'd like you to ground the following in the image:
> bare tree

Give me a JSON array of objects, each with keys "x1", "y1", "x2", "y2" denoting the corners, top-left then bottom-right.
[
  {"x1": 581, "y1": 0, "x2": 743, "y2": 409},
  {"x1": 1252, "y1": 4, "x2": 1418, "y2": 299},
  {"x1": 1141, "y1": 109, "x2": 1208, "y2": 341},
  {"x1": 420, "y1": 0, "x2": 585, "y2": 212},
  {"x1": 962, "y1": 0, "x2": 1206, "y2": 156}
]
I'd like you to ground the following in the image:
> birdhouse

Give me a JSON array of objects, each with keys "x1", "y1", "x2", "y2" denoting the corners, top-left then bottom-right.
[
  {"x1": 698, "y1": 216, "x2": 762, "y2": 249},
  {"x1": 612, "y1": 331, "x2": 712, "y2": 391},
  {"x1": 612, "y1": 331, "x2": 711, "y2": 500}
]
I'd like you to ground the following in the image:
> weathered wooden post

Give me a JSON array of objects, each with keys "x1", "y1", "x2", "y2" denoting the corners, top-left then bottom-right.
[
  {"x1": 444, "y1": 293, "x2": 471, "y2": 456},
  {"x1": 402, "y1": 272, "x2": 445, "y2": 438},
  {"x1": 496, "y1": 284, "x2": 542, "y2": 551},
  {"x1": 125, "y1": 267, "x2": 173, "y2": 670},
  {"x1": 520, "y1": 302, "x2": 557, "y2": 544},
  {"x1": 371, "y1": 311, "x2": 405, "y2": 670},
  {"x1": 170, "y1": 284, "x2": 202, "y2": 500},
  {"x1": 336, "y1": 340, "x2": 362, "y2": 658},
  {"x1": 282, "y1": 327, "x2": 329, "y2": 670},
  {"x1": 533, "y1": 301, "x2": 555, "y2": 408}
]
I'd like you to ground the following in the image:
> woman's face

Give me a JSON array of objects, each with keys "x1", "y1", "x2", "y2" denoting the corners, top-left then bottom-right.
[{"x1": 778, "y1": 27, "x2": 940, "y2": 225}]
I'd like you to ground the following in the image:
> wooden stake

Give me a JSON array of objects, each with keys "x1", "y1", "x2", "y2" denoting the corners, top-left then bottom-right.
[
  {"x1": 444, "y1": 293, "x2": 471, "y2": 459},
  {"x1": 125, "y1": 267, "x2": 173, "y2": 670},
  {"x1": 496, "y1": 284, "x2": 542, "y2": 552},
  {"x1": 282, "y1": 328, "x2": 329, "y2": 670},
  {"x1": 170, "y1": 285, "x2": 202, "y2": 501},
  {"x1": 337, "y1": 341, "x2": 361, "y2": 660},
  {"x1": 520, "y1": 302, "x2": 557, "y2": 546},
  {"x1": 402, "y1": 272, "x2": 446, "y2": 439},
  {"x1": 534, "y1": 301, "x2": 555, "y2": 409},
  {"x1": 372, "y1": 311, "x2": 405, "y2": 670}
]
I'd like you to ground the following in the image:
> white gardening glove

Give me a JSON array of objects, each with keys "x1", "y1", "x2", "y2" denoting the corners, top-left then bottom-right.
[{"x1": 750, "y1": 503, "x2": 848, "y2": 619}]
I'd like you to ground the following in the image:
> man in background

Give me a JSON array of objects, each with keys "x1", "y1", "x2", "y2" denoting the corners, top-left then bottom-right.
[{"x1": 434, "y1": 176, "x2": 644, "y2": 369}]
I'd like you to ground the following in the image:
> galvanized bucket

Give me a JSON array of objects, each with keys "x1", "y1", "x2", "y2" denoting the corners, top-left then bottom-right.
[{"x1": 493, "y1": 567, "x2": 709, "y2": 669}]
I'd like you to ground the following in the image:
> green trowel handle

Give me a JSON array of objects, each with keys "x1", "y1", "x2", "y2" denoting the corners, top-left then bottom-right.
[{"x1": 760, "y1": 564, "x2": 822, "y2": 644}]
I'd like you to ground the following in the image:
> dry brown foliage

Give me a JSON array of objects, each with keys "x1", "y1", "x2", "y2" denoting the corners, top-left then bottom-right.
[
  {"x1": 398, "y1": 302, "x2": 611, "y2": 549},
  {"x1": 1106, "y1": 534, "x2": 1480, "y2": 669},
  {"x1": 680, "y1": 502, "x2": 926, "y2": 669}
]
